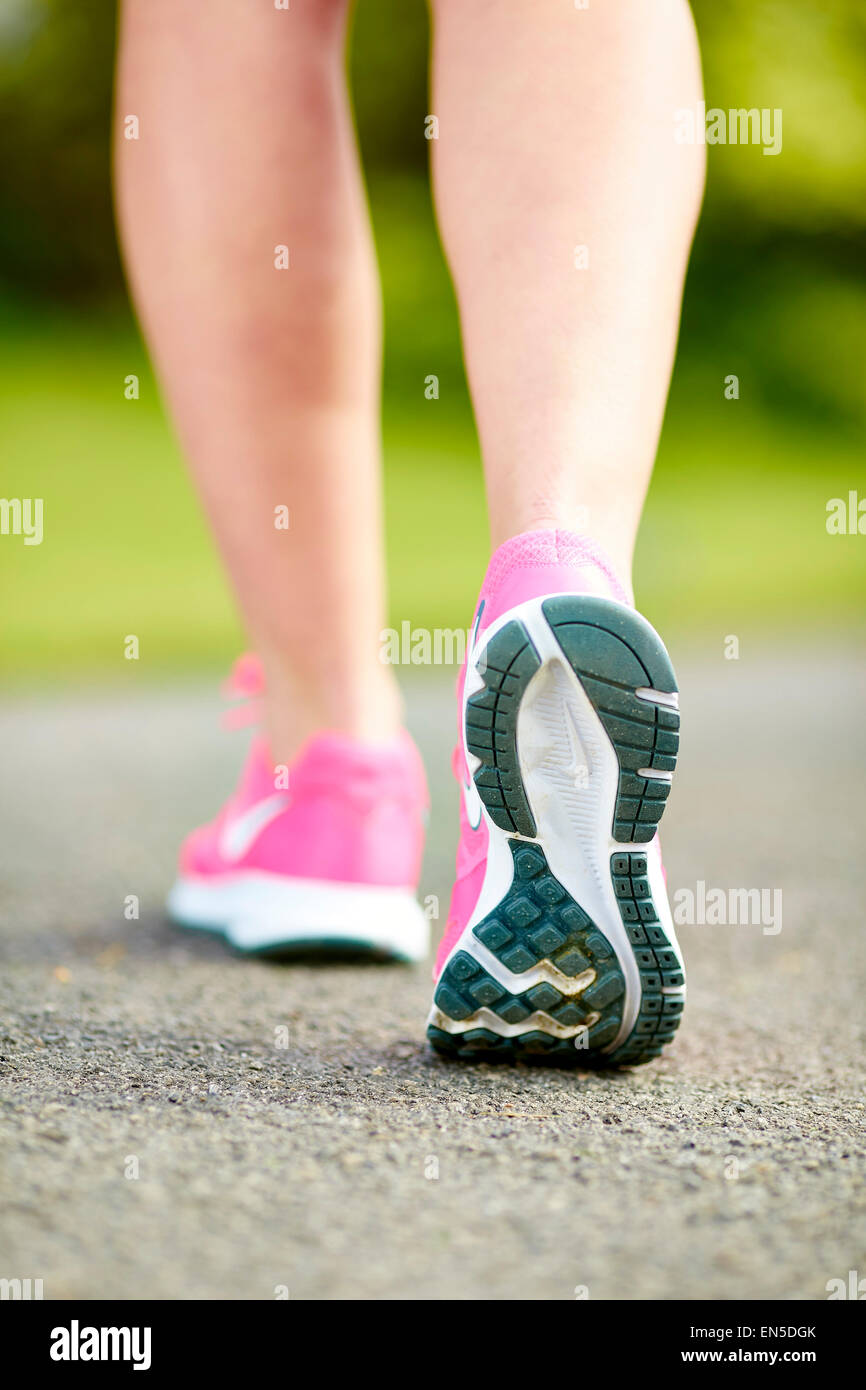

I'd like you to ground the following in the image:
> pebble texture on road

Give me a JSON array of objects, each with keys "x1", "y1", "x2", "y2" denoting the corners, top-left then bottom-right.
[{"x1": 1, "y1": 647, "x2": 864, "y2": 1300}]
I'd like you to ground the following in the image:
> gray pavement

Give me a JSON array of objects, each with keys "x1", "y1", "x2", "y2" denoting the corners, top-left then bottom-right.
[{"x1": 1, "y1": 645, "x2": 864, "y2": 1300}]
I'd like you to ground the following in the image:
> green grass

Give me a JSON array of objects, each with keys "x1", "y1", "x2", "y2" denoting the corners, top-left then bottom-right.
[{"x1": 1, "y1": 176, "x2": 863, "y2": 681}]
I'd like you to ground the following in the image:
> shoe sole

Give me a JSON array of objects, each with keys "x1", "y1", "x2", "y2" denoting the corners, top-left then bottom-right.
[
  {"x1": 427, "y1": 594, "x2": 684, "y2": 1067},
  {"x1": 167, "y1": 872, "x2": 429, "y2": 963}
]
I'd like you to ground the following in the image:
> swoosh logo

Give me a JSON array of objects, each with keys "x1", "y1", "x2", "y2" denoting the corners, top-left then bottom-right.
[{"x1": 218, "y1": 793, "x2": 292, "y2": 862}]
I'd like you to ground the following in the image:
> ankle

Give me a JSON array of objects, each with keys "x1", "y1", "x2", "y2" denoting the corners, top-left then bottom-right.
[{"x1": 260, "y1": 658, "x2": 404, "y2": 766}]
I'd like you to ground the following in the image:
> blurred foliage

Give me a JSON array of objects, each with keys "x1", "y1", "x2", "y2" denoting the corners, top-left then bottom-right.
[
  {"x1": 0, "y1": 0, "x2": 863, "y2": 674},
  {"x1": 3, "y1": 0, "x2": 866, "y2": 262},
  {"x1": 1, "y1": 182, "x2": 863, "y2": 678},
  {"x1": 0, "y1": 0, "x2": 864, "y2": 428},
  {"x1": 0, "y1": 0, "x2": 120, "y2": 296},
  {"x1": 693, "y1": 0, "x2": 866, "y2": 233},
  {"x1": 1, "y1": 302, "x2": 864, "y2": 678}
]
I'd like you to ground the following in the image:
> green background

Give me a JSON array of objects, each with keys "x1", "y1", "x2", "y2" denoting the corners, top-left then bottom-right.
[{"x1": 1, "y1": 0, "x2": 864, "y2": 679}]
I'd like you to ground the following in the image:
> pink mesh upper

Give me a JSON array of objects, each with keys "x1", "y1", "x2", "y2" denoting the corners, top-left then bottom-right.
[
  {"x1": 180, "y1": 659, "x2": 428, "y2": 889},
  {"x1": 477, "y1": 529, "x2": 632, "y2": 630},
  {"x1": 482, "y1": 528, "x2": 625, "y2": 591}
]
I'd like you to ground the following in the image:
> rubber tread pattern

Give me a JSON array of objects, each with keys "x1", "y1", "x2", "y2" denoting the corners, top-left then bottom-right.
[
  {"x1": 542, "y1": 596, "x2": 679, "y2": 844},
  {"x1": 465, "y1": 624, "x2": 541, "y2": 836},
  {"x1": 428, "y1": 840, "x2": 624, "y2": 1063}
]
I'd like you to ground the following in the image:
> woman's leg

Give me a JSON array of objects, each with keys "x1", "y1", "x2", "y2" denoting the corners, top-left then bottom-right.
[
  {"x1": 115, "y1": 0, "x2": 400, "y2": 764},
  {"x1": 429, "y1": 0, "x2": 705, "y2": 583},
  {"x1": 426, "y1": 1, "x2": 705, "y2": 1063}
]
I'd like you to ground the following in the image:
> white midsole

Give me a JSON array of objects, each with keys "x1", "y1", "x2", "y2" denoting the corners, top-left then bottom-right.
[
  {"x1": 168, "y1": 872, "x2": 429, "y2": 961},
  {"x1": 432, "y1": 593, "x2": 684, "y2": 1051}
]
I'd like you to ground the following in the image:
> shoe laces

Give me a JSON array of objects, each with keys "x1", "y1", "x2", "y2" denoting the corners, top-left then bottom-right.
[{"x1": 220, "y1": 652, "x2": 265, "y2": 730}]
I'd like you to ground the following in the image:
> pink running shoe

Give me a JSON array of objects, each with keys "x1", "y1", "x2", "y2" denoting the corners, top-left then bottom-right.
[
  {"x1": 427, "y1": 530, "x2": 685, "y2": 1066},
  {"x1": 168, "y1": 656, "x2": 430, "y2": 961}
]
